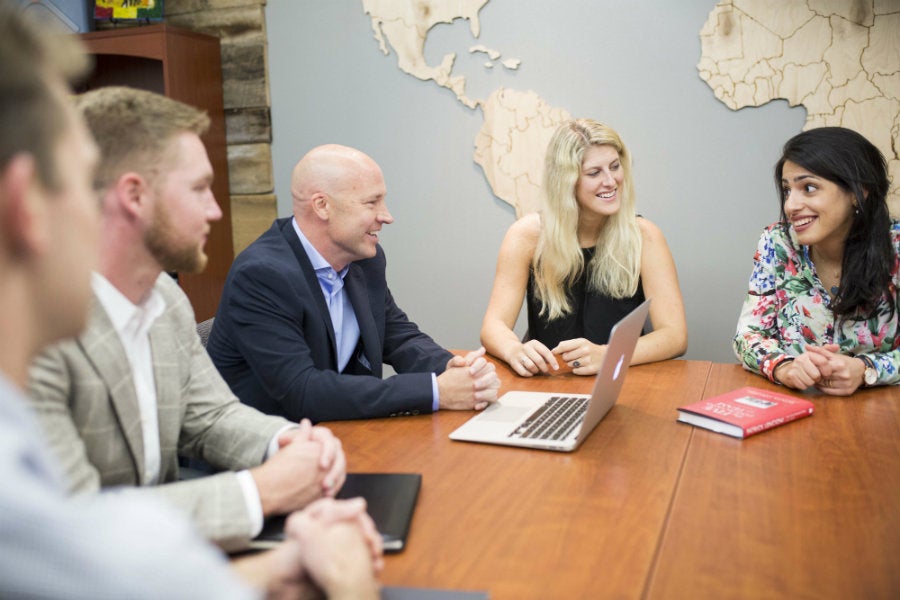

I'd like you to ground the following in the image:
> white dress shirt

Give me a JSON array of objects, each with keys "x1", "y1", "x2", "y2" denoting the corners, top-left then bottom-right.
[{"x1": 92, "y1": 273, "x2": 166, "y2": 484}]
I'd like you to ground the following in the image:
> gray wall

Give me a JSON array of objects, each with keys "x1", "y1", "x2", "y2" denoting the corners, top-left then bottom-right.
[{"x1": 265, "y1": 0, "x2": 807, "y2": 362}]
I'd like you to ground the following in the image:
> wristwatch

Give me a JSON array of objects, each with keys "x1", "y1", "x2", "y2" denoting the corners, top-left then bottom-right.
[{"x1": 859, "y1": 355, "x2": 877, "y2": 387}]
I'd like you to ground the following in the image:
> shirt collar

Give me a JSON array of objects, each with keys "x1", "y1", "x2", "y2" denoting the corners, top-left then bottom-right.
[
  {"x1": 91, "y1": 272, "x2": 166, "y2": 338},
  {"x1": 292, "y1": 217, "x2": 349, "y2": 281}
]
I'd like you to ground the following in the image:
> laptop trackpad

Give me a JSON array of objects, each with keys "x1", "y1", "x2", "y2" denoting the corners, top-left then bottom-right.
[{"x1": 477, "y1": 404, "x2": 531, "y2": 423}]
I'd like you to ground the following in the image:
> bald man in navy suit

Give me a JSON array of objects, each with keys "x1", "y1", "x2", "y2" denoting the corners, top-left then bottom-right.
[{"x1": 208, "y1": 144, "x2": 499, "y2": 422}]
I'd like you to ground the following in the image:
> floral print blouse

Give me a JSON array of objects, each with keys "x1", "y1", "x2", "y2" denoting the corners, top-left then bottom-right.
[{"x1": 733, "y1": 220, "x2": 900, "y2": 386}]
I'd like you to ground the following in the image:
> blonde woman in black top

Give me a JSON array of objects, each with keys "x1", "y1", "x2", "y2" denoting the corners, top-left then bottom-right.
[{"x1": 481, "y1": 119, "x2": 687, "y2": 376}]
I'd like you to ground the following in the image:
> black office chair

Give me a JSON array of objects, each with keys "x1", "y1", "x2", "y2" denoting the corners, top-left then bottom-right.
[{"x1": 196, "y1": 317, "x2": 214, "y2": 348}]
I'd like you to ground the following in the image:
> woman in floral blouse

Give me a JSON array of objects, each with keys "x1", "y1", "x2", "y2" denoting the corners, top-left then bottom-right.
[{"x1": 734, "y1": 127, "x2": 898, "y2": 395}]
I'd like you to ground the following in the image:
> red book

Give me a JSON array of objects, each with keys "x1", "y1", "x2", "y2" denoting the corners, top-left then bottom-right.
[{"x1": 677, "y1": 386, "x2": 814, "y2": 438}]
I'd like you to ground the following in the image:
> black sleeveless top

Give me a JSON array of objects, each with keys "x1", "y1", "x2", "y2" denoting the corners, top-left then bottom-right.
[{"x1": 525, "y1": 246, "x2": 645, "y2": 348}]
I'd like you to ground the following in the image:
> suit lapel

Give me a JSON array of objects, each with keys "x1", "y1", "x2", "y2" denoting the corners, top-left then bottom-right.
[
  {"x1": 345, "y1": 265, "x2": 382, "y2": 376},
  {"x1": 78, "y1": 298, "x2": 146, "y2": 483},
  {"x1": 148, "y1": 306, "x2": 179, "y2": 466},
  {"x1": 279, "y1": 219, "x2": 339, "y2": 361}
]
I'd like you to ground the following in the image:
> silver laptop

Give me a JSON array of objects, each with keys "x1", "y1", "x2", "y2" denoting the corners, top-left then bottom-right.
[{"x1": 449, "y1": 299, "x2": 650, "y2": 452}]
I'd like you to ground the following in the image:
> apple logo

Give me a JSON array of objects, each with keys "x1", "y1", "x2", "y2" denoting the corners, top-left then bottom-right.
[{"x1": 612, "y1": 354, "x2": 625, "y2": 380}]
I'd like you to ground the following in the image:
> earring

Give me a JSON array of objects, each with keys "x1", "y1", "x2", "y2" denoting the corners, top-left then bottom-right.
[{"x1": 854, "y1": 205, "x2": 861, "y2": 215}]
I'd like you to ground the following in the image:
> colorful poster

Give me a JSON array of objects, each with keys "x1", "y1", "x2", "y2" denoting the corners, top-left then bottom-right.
[{"x1": 94, "y1": 0, "x2": 163, "y2": 21}]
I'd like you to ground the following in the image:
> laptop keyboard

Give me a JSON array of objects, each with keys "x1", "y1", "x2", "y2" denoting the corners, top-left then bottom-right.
[{"x1": 509, "y1": 396, "x2": 588, "y2": 441}]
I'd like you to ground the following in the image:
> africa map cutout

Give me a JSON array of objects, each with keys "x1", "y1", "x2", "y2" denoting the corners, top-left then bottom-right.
[
  {"x1": 700, "y1": 0, "x2": 900, "y2": 213},
  {"x1": 362, "y1": 0, "x2": 900, "y2": 216}
]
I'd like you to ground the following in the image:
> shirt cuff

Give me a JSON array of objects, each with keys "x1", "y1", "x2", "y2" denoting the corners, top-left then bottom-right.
[
  {"x1": 267, "y1": 424, "x2": 299, "y2": 458},
  {"x1": 235, "y1": 470, "x2": 264, "y2": 538},
  {"x1": 431, "y1": 372, "x2": 440, "y2": 412},
  {"x1": 237, "y1": 425, "x2": 299, "y2": 540},
  {"x1": 767, "y1": 355, "x2": 794, "y2": 384}
]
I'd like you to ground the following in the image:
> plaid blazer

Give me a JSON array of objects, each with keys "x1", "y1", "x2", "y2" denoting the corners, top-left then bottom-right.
[{"x1": 28, "y1": 273, "x2": 290, "y2": 552}]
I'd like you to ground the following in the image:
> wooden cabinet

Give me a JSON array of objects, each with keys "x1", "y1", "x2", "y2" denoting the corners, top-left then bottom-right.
[{"x1": 79, "y1": 24, "x2": 233, "y2": 322}]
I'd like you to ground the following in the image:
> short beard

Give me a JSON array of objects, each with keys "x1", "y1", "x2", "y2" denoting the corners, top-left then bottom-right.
[{"x1": 144, "y1": 203, "x2": 208, "y2": 274}]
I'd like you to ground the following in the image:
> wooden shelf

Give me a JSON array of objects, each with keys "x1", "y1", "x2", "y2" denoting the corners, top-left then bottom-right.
[{"x1": 79, "y1": 24, "x2": 234, "y2": 321}]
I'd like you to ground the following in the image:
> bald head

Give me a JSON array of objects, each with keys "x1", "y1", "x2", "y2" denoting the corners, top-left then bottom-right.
[
  {"x1": 289, "y1": 144, "x2": 393, "y2": 271},
  {"x1": 291, "y1": 144, "x2": 383, "y2": 211}
]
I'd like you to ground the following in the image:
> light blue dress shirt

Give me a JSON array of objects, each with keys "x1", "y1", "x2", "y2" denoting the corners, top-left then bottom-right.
[
  {"x1": 292, "y1": 219, "x2": 441, "y2": 410},
  {"x1": 292, "y1": 218, "x2": 361, "y2": 372},
  {"x1": 0, "y1": 373, "x2": 258, "y2": 599}
]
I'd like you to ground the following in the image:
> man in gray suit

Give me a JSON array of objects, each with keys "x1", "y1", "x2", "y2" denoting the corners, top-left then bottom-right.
[
  {"x1": 0, "y1": 4, "x2": 380, "y2": 598},
  {"x1": 27, "y1": 86, "x2": 351, "y2": 553}
]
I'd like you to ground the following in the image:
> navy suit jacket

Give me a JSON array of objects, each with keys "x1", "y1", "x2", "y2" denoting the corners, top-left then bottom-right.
[{"x1": 207, "y1": 218, "x2": 452, "y2": 422}]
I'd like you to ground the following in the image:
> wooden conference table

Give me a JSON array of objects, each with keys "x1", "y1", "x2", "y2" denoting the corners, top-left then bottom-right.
[{"x1": 326, "y1": 359, "x2": 900, "y2": 599}]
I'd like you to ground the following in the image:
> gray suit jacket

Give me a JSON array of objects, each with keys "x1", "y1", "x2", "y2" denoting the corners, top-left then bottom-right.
[{"x1": 28, "y1": 274, "x2": 291, "y2": 552}]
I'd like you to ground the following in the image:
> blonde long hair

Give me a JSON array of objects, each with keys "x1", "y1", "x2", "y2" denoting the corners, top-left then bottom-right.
[{"x1": 533, "y1": 119, "x2": 642, "y2": 320}]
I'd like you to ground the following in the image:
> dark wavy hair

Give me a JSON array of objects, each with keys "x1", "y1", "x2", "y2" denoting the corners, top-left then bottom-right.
[{"x1": 775, "y1": 126, "x2": 893, "y2": 319}]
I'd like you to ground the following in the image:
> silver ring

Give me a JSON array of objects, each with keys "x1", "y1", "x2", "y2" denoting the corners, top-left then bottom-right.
[{"x1": 573, "y1": 360, "x2": 581, "y2": 368}]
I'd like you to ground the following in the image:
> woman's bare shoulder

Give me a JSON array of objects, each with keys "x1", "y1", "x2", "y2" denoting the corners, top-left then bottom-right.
[
  {"x1": 637, "y1": 216, "x2": 666, "y2": 244},
  {"x1": 505, "y1": 212, "x2": 543, "y2": 248}
]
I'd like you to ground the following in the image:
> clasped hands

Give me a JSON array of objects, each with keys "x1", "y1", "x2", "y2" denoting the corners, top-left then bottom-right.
[
  {"x1": 510, "y1": 338, "x2": 606, "y2": 377},
  {"x1": 773, "y1": 344, "x2": 866, "y2": 396},
  {"x1": 241, "y1": 496, "x2": 383, "y2": 600},
  {"x1": 252, "y1": 418, "x2": 346, "y2": 517},
  {"x1": 243, "y1": 422, "x2": 383, "y2": 599},
  {"x1": 437, "y1": 347, "x2": 501, "y2": 411}
]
